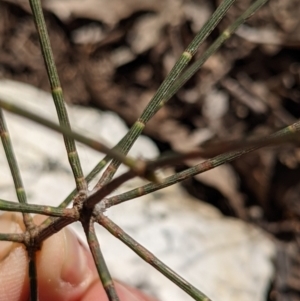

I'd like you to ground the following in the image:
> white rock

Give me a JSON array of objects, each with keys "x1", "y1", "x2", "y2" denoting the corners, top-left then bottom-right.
[{"x1": 0, "y1": 80, "x2": 275, "y2": 301}]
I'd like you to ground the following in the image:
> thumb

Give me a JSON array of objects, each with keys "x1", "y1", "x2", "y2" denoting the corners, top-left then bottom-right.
[
  {"x1": 0, "y1": 213, "x2": 28, "y2": 301},
  {"x1": 0, "y1": 213, "x2": 158, "y2": 301}
]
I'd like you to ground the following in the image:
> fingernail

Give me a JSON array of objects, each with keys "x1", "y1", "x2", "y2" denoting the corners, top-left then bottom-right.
[
  {"x1": 0, "y1": 213, "x2": 24, "y2": 262},
  {"x1": 61, "y1": 228, "x2": 88, "y2": 285}
]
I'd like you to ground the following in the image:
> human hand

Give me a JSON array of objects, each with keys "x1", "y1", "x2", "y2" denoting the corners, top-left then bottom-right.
[{"x1": 0, "y1": 213, "x2": 158, "y2": 301}]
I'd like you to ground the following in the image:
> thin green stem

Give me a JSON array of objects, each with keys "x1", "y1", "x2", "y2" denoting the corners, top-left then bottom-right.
[
  {"x1": 107, "y1": 150, "x2": 254, "y2": 207},
  {"x1": 0, "y1": 99, "x2": 148, "y2": 175},
  {"x1": 0, "y1": 109, "x2": 33, "y2": 228},
  {"x1": 28, "y1": 0, "x2": 86, "y2": 192},
  {"x1": 84, "y1": 219, "x2": 120, "y2": 301},
  {"x1": 97, "y1": 214, "x2": 211, "y2": 301},
  {"x1": 0, "y1": 233, "x2": 24, "y2": 243},
  {"x1": 88, "y1": 126, "x2": 295, "y2": 209},
  {"x1": 0, "y1": 1, "x2": 273, "y2": 300},
  {"x1": 22, "y1": 0, "x2": 238, "y2": 209},
  {"x1": 64, "y1": 115, "x2": 299, "y2": 212},
  {"x1": 95, "y1": 0, "x2": 237, "y2": 188},
  {"x1": 0, "y1": 198, "x2": 77, "y2": 218},
  {"x1": 57, "y1": 0, "x2": 266, "y2": 212},
  {"x1": 166, "y1": 0, "x2": 269, "y2": 101},
  {"x1": 107, "y1": 119, "x2": 300, "y2": 206}
]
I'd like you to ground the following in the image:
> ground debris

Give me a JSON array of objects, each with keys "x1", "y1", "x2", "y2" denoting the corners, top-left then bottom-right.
[{"x1": 1, "y1": 1, "x2": 300, "y2": 300}]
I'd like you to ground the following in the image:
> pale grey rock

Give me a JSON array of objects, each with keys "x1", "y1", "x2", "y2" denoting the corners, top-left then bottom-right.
[{"x1": 0, "y1": 80, "x2": 275, "y2": 301}]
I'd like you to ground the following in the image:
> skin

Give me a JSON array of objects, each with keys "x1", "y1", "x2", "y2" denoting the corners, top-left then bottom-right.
[{"x1": 0, "y1": 213, "x2": 158, "y2": 301}]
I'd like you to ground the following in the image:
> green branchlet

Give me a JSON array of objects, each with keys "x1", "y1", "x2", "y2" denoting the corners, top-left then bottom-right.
[{"x1": 0, "y1": 1, "x2": 279, "y2": 301}]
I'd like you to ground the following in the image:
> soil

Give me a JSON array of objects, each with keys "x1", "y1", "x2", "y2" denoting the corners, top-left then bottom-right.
[{"x1": 1, "y1": 1, "x2": 300, "y2": 300}]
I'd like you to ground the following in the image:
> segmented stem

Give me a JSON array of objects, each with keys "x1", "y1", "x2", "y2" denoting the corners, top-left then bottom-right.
[
  {"x1": 56, "y1": 0, "x2": 269, "y2": 210},
  {"x1": 35, "y1": 217, "x2": 75, "y2": 245},
  {"x1": 0, "y1": 109, "x2": 33, "y2": 228},
  {"x1": 95, "y1": 0, "x2": 237, "y2": 188},
  {"x1": 28, "y1": 0, "x2": 86, "y2": 192},
  {"x1": 97, "y1": 214, "x2": 211, "y2": 301},
  {"x1": 107, "y1": 117, "x2": 299, "y2": 206},
  {"x1": 0, "y1": 233, "x2": 24, "y2": 243},
  {"x1": 0, "y1": 198, "x2": 76, "y2": 218},
  {"x1": 165, "y1": 0, "x2": 270, "y2": 102},
  {"x1": 0, "y1": 1, "x2": 273, "y2": 301},
  {"x1": 84, "y1": 220, "x2": 120, "y2": 301},
  {"x1": 0, "y1": 99, "x2": 148, "y2": 173}
]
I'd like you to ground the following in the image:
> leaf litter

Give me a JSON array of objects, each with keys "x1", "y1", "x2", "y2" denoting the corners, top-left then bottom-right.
[{"x1": 1, "y1": 0, "x2": 300, "y2": 299}]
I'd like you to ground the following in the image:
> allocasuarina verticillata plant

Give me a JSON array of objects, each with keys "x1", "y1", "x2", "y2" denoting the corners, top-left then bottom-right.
[{"x1": 0, "y1": 0, "x2": 299, "y2": 300}]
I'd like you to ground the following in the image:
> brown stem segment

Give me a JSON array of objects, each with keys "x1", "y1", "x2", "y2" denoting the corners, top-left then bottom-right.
[
  {"x1": 106, "y1": 119, "x2": 300, "y2": 207},
  {"x1": 97, "y1": 214, "x2": 211, "y2": 301},
  {"x1": 84, "y1": 218, "x2": 120, "y2": 301}
]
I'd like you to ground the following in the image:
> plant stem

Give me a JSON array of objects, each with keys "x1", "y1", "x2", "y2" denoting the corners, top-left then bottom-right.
[
  {"x1": 41, "y1": 156, "x2": 111, "y2": 229},
  {"x1": 47, "y1": 0, "x2": 269, "y2": 215},
  {"x1": 39, "y1": 164, "x2": 133, "y2": 230},
  {"x1": 166, "y1": 0, "x2": 269, "y2": 101},
  {"x1": 97, "y1": 214, "x2": 211, "y2": 301},
  {"x1": 0, "y1": 198, "x2": 77, "y2": 218},
  {"x1": 0, "y1": 98, "x2": 149, "y2": 175},
  {"x1": 0, "y1": 109, "x2": 33, "y2": 228},
  {"x1": 84, "y1": 219, "x2": 120, "y2": 301},
  {"x1": 0, "y1": 233, "x2": 24, "y2": 242},
  {"x1": 59, "y1": 157, "x2": 111, "y2": 209},
  {"x1": 94, "y1": 0, "x2": 237, "y2": 188},
  {"x1": 28, "y1": 0, "x2": 86, "y2": 192},
  {"x1": 107, "y1": 117, "x2": 300, "y2": 206},
  {"x1": 28, "y1": 249, "x2": 38, "y2": 301},
  {"x1": 85, "y1": 171, "x2": 135, "y2": 209},
  {"x1": 107, "y1": 149, "x2": 254, "y2": 207},
  {"x1": 35, "y1": 216, "x2": 74, "y2": 245}
]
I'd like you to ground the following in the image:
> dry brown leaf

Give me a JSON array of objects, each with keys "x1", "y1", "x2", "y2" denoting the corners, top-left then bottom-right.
[{"x1": 43, "y1": 0, "x2": 162, "y2": 26}]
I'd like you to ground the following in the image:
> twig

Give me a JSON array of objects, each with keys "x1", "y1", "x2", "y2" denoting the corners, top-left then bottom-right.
[
  {"x1": 97, "y1": 214, "x2": 211, "y2": 301},
  {"x1": 84, "y1": 218, "x2": 120, "y2": 301},
  {"x1": 28, "y1": 0, "x2": 86, "y2": 192},
  {"x1": 0, "y1": 109, "x2": 33, "y2": 228}
]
